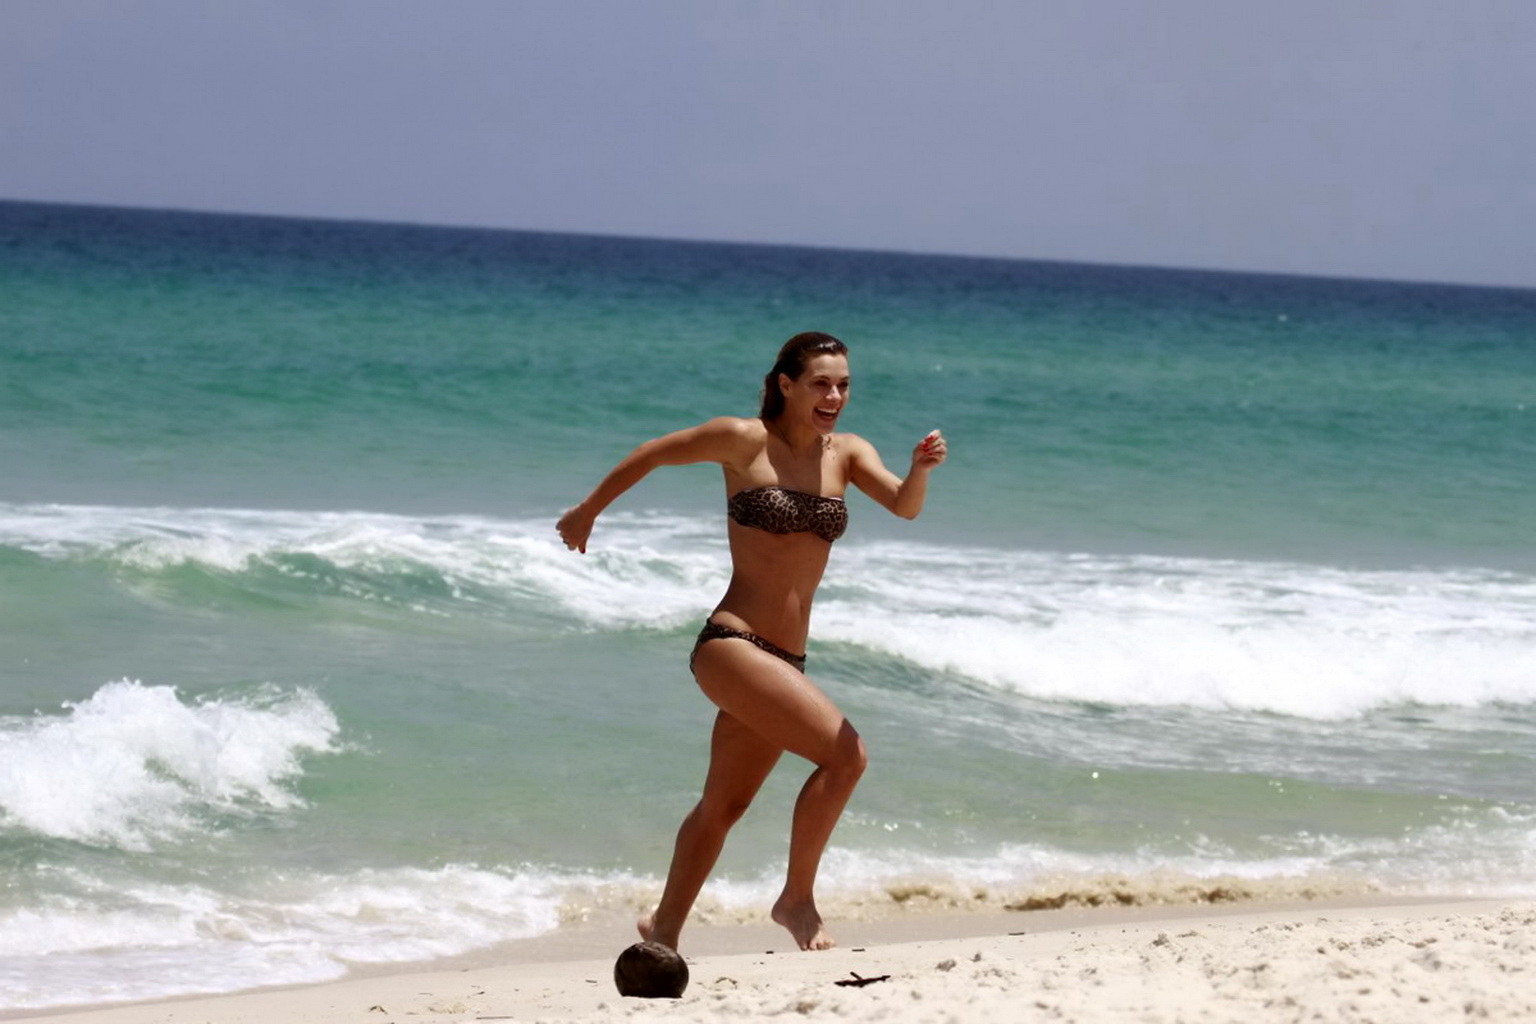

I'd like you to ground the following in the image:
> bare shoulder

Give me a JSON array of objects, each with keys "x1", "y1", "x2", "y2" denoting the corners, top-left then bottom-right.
[
  {"x1": 642, "y1": 415, "x2": 764, "y2": 469},
  {"x1": 701, "y1": 415, "x2": 765, "y2": 452},
  {"x1": 699, "y1": 415, "x2": 766, "y2": 469},
  {"x1": 707, "y1": 415, "x2": 766, "y2": 440}
]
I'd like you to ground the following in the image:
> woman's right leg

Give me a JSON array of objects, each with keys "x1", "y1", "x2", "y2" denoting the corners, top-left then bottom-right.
[{"x1": 641, "y1": 708, "x2": 782, "y2": 950}]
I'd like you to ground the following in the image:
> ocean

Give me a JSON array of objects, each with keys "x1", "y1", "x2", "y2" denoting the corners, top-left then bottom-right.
[{"x1": 1, "y1": 200, "x2": 1532, "y2": 1011}]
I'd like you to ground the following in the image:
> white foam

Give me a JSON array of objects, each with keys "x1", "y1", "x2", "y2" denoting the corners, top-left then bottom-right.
[
  {"x1": 5, "y1": 502, "x2": 1535, "y2": 716},
  {"x1": 819, "y1": 543, "x2": 1536, "y2": 718},
  {"x1": 0, "y1": 680, "x2": 340, "y2": 849},
  {"x1": 0, "y1": 502, "x2": 725, "y2": 625},
  {"x1": 0, "y1": 863, "x2": 576, "y2": 1011}
]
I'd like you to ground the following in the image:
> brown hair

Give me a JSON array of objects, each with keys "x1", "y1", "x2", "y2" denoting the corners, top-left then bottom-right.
[{"x1": 759, "y1": 332, "x2": 848, "y2": 421}]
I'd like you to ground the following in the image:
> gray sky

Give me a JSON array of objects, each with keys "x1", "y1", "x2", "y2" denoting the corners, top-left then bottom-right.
[{"x1": 4, "y1": 1, "x2": 1534, "y2": 288}]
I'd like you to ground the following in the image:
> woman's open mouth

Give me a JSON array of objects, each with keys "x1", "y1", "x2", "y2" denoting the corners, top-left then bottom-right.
[{"x1": 814, "y1": 406, "x2": 840, "y2": 428}]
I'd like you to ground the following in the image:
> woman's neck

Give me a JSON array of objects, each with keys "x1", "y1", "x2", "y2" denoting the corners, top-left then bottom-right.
[{"x1": 766, "y1": 415, "x2": 823, "y2": 455}]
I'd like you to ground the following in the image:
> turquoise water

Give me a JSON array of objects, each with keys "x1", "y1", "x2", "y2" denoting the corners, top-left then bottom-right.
[{"x1": 1, "y1": 201, "x2": 1533, "y2": 1010}]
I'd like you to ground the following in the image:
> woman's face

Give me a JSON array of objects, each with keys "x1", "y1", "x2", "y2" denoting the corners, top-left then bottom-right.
[{"x1": 781, "y1": 353, "x2": 850, "y2": 434}]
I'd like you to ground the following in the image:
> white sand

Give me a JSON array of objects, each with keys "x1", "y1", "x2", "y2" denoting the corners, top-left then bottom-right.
[{"x1": 6, "y1": 899, "x2": 1532, "y2": 1024}]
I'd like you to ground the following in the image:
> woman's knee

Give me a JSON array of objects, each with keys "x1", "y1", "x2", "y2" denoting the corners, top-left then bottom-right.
[
  {"x1": 696, "y1": 792, "x2": 755, "y2": 829},
  {"x1": 825, "y1": 723, "x2": 868, "y2": 780}
]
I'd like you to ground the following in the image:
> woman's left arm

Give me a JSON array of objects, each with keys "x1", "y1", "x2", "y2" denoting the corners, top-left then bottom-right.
[{"x1": 847, "y1": 430, "x2": 947, "y2": 520}]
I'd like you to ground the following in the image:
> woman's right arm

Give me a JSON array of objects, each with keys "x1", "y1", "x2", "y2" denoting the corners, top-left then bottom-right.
[{"x1": 557, "y1": 417, "x2": 753, "y2": 553}]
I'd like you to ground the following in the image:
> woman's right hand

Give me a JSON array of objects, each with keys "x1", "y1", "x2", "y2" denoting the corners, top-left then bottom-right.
[{"x1": 556, "y1": 504, "x2": 596, "y2": 554}]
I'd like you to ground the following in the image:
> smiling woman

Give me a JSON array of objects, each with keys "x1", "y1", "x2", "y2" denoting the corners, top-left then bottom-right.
[
  {"x1": 757, "y1": 332, "x2": 848, "y2": 426},
  {"x1": 556, "y1": 331, "x2": 947, "y2": 953}
]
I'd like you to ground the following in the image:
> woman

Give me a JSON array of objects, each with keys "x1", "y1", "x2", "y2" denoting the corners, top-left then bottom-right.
[{"x1": 556, "y1": 332, "x2": 946, "y2": 952}]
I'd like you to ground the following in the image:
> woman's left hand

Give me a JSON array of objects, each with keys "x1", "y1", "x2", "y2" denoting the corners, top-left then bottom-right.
[{"x1": 912, "y1": 429, "x2": 947, "y2": 469}]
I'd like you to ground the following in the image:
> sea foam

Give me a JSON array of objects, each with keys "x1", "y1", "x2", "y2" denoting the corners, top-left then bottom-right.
[
  {"x1": 0, "y1": 862, "x2": 574, "y2": 1011},
  {"x1": 0, "y1": 680, "x2": 339, "y2": 849},
  {"x1": 5, "y1": 503, "x2": 1534, "y2": 718},
  {"x1": 818, "y1": 543, "x2": 1536, "y2": 719},
  {"x1": 0, "y1": 502, "x2": 725, "y2": 624}
]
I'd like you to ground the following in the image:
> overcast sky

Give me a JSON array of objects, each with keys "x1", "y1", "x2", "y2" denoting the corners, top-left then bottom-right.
[{"x1": 4, "y1": 1, "x2": 1533, "y2": 288}]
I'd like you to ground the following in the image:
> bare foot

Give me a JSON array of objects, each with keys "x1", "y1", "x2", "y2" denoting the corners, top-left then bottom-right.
[
  {"x1": 771, "y1": 897, "x2": 835, "y2": 951},
  {"x1": 637, "y1": 912, "x2": 679, "y2": 951}
]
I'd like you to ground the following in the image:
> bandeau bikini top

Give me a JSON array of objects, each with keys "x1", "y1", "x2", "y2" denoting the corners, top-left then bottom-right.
[{"x1": 727, "y1": 486, "x2": 848, "y2": 543}]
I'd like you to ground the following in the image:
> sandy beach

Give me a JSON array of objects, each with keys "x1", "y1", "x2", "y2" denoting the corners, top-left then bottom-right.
[{"x1": 6, "y1": 898, "x2": 1531, "y2": 1024}]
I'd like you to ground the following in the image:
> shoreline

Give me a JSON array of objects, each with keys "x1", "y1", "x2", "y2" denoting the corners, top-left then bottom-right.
[{"x1": 7, "y1": 895, "x2": 1531, "y2": 1023}]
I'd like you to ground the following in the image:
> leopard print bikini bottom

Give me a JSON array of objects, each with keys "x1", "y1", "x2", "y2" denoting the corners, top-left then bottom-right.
[{"x1": 689, "y1": 620, "x2": 807, "y2": 675}]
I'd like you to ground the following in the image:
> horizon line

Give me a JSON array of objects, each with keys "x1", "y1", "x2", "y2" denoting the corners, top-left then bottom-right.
[{"x1": 5, "y1": 195, "x2": 1533, "y2": 296}]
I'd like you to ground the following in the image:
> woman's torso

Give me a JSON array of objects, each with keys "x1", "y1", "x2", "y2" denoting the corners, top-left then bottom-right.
[{"x1": 711, "y1": 422, "x2": 853, "y2": 653}]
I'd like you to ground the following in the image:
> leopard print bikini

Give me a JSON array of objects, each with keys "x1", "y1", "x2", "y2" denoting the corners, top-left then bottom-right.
[
  {"x1": 726, "y1": 486, "x2": 848, "y2": 543},
  {"x1": 689, "y1": 486, "x2": 848, "y2": 675},
  {"x1": 689, "y1": 621, "x2": 806, "y2": 674}
]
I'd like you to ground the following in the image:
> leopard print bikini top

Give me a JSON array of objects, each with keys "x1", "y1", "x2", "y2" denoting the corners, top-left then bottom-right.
[{"x1": 727, "y1": 486, "x2": 848, "y2": 543}]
